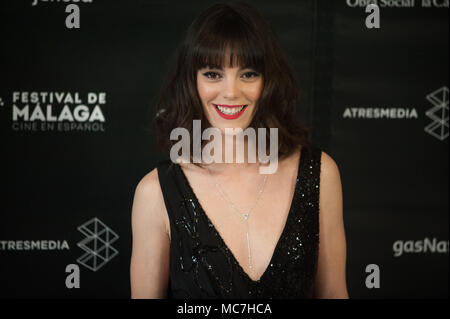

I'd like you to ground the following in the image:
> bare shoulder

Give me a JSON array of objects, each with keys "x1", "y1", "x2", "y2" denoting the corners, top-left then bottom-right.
[
  {"x1": 321, "y1": 151, "x2": 339, "y2": 174},
  {"x1": 314, "y1": 150, "x2": 348, "y2": 298},
  {"x1": 132, "y1": 167, "x2": 168, "y2": 234},
  {"x1": 136, "y1": 167, "x2": 160, "y2": 191},
  {"x1": 134, "y1": 168, "x2": 163, "y2": 206},
  {"x1": 320, "y1": 151, "x2": 340, "y2": 179},
  {"x1": 318, "y1": 150, "x2": 343, "y2": 217},
  {"x1": 130, "y1": 167, "x2": 171, "y2": 298}
]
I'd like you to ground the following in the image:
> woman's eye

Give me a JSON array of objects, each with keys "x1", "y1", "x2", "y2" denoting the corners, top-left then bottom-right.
[
  {"x1": 203, "y1": 72, "x2": 221, "y2": 80},
  {"x1": 241, "y1": 72, "x2": 260, "y2": 79}
]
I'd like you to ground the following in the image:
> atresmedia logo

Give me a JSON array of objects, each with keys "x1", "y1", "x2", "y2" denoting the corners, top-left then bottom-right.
[
  {"x1": 76, "y1": 217, "x2": 119, "y2": 272},
  {"x1": 424, "y1": 86, "x2": 449, "y2": 141},
  {"x1": 65, "y1": 218, "x2": 119, "y2": 289}
]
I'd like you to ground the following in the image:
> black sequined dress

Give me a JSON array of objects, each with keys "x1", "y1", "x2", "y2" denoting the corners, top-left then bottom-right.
[{"x1": 156, "y1": 145, "x2": 322, "y2": 299}]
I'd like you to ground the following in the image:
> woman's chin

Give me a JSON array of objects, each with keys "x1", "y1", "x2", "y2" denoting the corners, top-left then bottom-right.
[{"x1": 214, "y1": 123, "x2": 250, "y2": 134}]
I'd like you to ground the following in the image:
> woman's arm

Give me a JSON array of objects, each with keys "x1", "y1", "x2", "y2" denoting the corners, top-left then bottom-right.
[
  {"x1": 313, "y1": 151, "x2": 349, "y2": 299},
  {"x1": 130, "y1": 168, "x2": 170, "y2": 299}
]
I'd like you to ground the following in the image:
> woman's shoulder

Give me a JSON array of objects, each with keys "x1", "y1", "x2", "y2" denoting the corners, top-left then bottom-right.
[
  {"x1": 307, "y1": 146, "x2": 342, "y2": 203},
  {"x1": 296, "y1": 145, "x2": 340, "y2": 186},
  {"x1": 137, "y1": 159, "x2": 176, "y2": 187},
  {"x1": 136, "y1": 167, "x2": 160, "y2": 193},
  {"x1": 133, "y1": 165, "x2": 167, "y2": 215},
  {"x1": 310, "y1": 146, "x2": 340, "y2": 180},
  {"x1": 132, "y1": 166, "x2": 170, "y2": 234},
  {"x1": 135, "y1": 157, "x2": 179, "y2": 196},
  {"x1": 300, "y1": 144, "x2": 337, "y2": 168}
]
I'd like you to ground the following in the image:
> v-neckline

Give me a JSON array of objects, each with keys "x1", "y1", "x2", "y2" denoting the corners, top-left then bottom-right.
[{"x1": 175, "y1": 149, "x2": 304, "y2": 284}]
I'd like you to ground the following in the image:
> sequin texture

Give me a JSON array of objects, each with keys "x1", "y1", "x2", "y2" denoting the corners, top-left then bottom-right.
[{"x1": 156, "y1": 145, "x2": 322, "y2": 298}]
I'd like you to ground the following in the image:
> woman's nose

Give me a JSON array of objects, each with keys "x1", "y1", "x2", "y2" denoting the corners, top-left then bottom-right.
[{"x1": 222, "y1": 77, "x2": 240, "y2": 99}]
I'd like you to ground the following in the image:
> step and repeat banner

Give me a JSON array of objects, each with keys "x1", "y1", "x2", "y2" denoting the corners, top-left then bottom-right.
[
  {"x1": 331, "y1": 1, "x2": 449, "y2": 298},
  {"x1": 0, "y1": 0, "x2": 448, "y2": 298}
]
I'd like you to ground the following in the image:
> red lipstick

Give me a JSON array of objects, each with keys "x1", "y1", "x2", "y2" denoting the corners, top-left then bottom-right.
[{"x1": 213, "y1": 104, "x2": 248, "y2": 120}]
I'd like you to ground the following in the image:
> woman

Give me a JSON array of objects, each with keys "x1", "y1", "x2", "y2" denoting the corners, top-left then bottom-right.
[{"x1": 130, "y1": 2, "x2": 348, "y2": 299}]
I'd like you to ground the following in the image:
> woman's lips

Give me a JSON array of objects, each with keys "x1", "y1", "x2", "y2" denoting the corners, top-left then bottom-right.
[{"x1": 213, "y1": 104, "x2": 248, "y2": 120}]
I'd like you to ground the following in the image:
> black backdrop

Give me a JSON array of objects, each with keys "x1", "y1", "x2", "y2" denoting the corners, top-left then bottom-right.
[{"x1": 0, "y1": 0, "x2": 448, "y2": 298}]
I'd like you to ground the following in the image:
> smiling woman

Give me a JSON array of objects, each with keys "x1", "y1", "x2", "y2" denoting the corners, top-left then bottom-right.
[
  {"x1": 153, "y1": 1, "x2": 311, "y2": 162},
  {"x1": 197, "y1": 65, "x2": 262, "y2": 125},
  {"x1": 130, "y1": 2, "x2": 349, "y2": 299}
]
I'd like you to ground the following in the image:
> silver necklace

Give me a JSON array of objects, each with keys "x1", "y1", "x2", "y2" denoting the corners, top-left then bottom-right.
[{"x1": 206, "y1": 166, "x2": 268, "y2": 274}]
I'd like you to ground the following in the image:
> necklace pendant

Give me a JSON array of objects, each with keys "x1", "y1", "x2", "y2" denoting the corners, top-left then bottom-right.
[{"x1": 243, "y1": 213, "x2": 249, "y2": 220}]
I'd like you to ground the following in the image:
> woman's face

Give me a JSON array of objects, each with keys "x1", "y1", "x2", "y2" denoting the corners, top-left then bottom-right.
[{"x1": 196, "y1": 64, "x2": 263, "y2": 132}]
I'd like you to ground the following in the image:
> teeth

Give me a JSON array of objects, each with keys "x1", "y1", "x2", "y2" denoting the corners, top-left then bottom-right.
[{"x1": 215, "y1": 105, "x2": 245, "y2": 115}]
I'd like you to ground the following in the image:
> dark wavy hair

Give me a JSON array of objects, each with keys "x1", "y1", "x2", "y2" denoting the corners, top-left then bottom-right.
[{"x1": 153, "y1": 2, "x2": 311, "y2": 166}]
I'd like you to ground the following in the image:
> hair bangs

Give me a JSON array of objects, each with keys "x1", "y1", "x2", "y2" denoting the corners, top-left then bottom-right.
[{"x1": 191, "y1": 11, "x2": 265, "y2": 73}]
